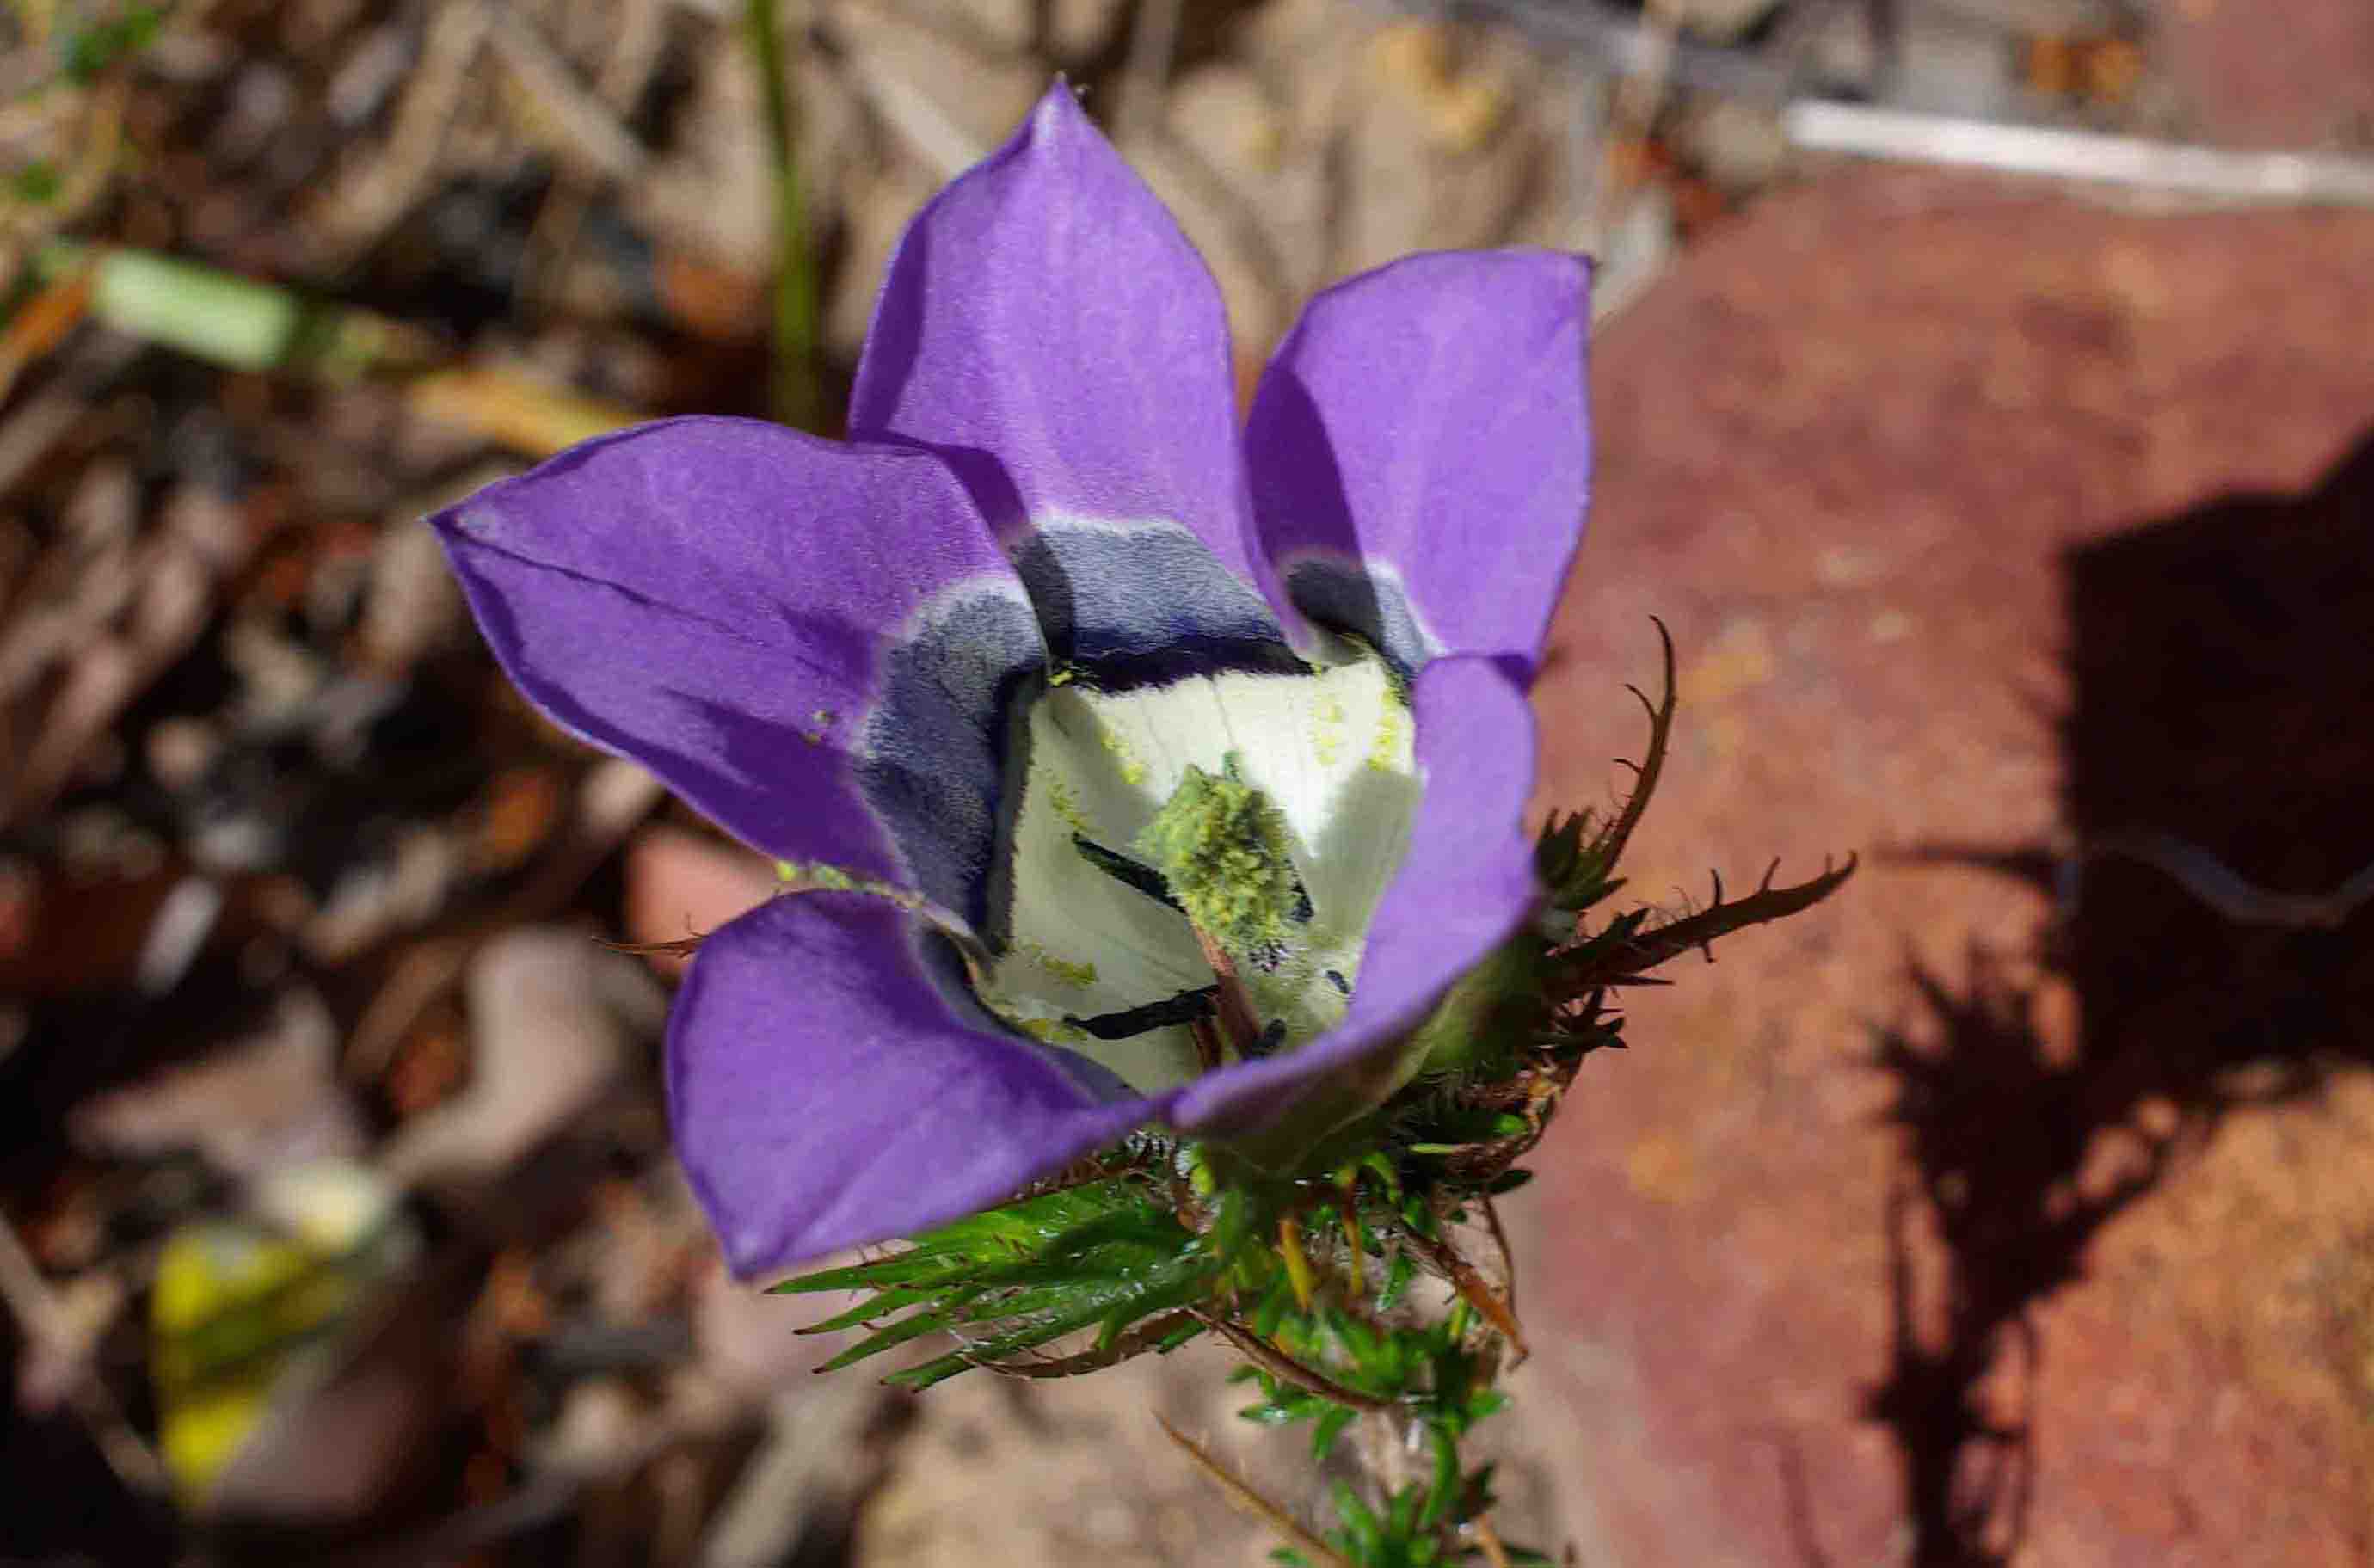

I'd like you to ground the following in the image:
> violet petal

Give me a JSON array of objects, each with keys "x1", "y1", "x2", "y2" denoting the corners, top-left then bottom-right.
[
  {"x1": 848, "y1": 85, "x2": 1270, "y2": 610},
  {"x1": 1169, "y1": 654, "x2": 1541, "y2": 1132},
  {"x1": 432, "y1": 417, "x2": 1043, "y2": 922},
  {"x1": 1245, "y1": 250, "x2": 1590, "y2": 681},
  {"x1": 670, "y1": 890, "x2": 1162, "y2": 1276}
]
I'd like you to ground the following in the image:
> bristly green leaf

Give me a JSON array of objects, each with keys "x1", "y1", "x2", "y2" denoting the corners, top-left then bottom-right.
[
  {"x1": 814, "y1": 1287, "x2": 986, "y2": 1372},
  {"x1": 796, "y1": 1286, "x2": 936, "y2": 1335},
  {"x1": 1377, "y1": 1250, "x2": 1416, "y2": 1312},
  {"x1": 1310, "y1": 1404, "x2": 1357, "y2": 1463},
  {"x1": 885, "y1": 1247, "x2": 1214, "y2": 1391},
  {"x1": 1332, "y1": 1482, "x2": 1381, "y2": 1558},
  {"x1": 1420, "y1": 1425, "x2": 1460, "y2": 1528},
  {"x1": 771, "y1": 1180, "x2": 1159, "y2": 1294},
  {"x1": 772, "y1": 1175, "x2": 1222, "y2": 1390}
]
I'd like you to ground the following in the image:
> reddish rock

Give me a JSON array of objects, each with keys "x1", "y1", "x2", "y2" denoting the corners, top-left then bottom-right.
[
  {"x1": 2157, "y1": 0, "x2": 2374, "y2": 148},
  {"x1": 1519, "y1": 171, "x2": 2374, "y2": 1565}
]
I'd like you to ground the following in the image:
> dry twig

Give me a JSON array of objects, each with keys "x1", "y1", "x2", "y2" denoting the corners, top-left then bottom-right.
[{"x1": 1156, "y1": 1412, "x2": 1356, "y2": 1568}]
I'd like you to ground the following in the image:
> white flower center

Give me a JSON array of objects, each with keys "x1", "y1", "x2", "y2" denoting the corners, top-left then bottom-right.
[{"x1": 978, "y1": 636, "x2": 1419, "y2": 1092}]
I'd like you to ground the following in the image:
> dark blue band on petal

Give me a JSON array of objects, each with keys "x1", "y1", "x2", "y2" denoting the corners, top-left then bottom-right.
[
  {"x1": 858, "y1": 589, "x2": 1046, "y2": 935},
  {"x1": 1013, "y1": 524, "x2": 1306, "y2": 691},
  {"x1": 1282, "y1": 555, "x2": 1436, "y2": 686}
]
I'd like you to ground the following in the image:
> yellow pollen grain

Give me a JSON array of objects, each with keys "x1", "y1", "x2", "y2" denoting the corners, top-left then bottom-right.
[
  {"x1": 1312, "y1": 692, "x2": 1345, "y2": 766},
  {"x1": 1045, "y1": 774, "x2": 1092, "y2": 837},
  {"x1": 1098, "y1": 725, "x2": 1148, "y2": 787},
  {"x1": 1024, "y1": 941, "x2": 1097, "y2": 990},
  {"x1": 1367, "y1": 704, "x2": 1406, "y2": 772}
]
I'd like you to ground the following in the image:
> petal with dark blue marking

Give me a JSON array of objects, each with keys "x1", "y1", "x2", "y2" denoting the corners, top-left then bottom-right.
[
  {"x1": 1245, "y1": 250, "x2": 1590, "y2": 683},
  {"x1": 848, "y1": 85, "x2": 1273, "y2": 616},
  {"x1": 431, "y1": 416, "x2": 1041, "y2": 924}
]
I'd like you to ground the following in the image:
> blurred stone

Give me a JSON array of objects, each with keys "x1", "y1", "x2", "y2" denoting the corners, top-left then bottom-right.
[
  {"x1": 72, "y1": 987, "x2": 362, "y2": 1176},
  {"x1": 360, "y1": 518, "x2": 467, "y2": 670},
  {"x1": 1680, "y1": 96, "x2": 1789, "y2": 192},
  {"x1": 1522, "y1": 171, "x2": 2374, "y2": 1565},
  {"x1": 380, "y1": 927, "x2": 664, "y2": 1185}
]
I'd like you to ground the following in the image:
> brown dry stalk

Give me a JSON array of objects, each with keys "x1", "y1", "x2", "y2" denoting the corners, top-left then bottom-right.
[
  {"x1": 1470, "y1": 1510, "x2": 1517, "y2": 1568},
  {"x1": 1190, "y1": 924, "x2": 1266, "y2": 1061},
  {"x1": 1191, "y1": 1310, "x2": 1399, "y2": 1415},
  {"x1": 984, "y1": 1311, "x2": 1199, "y2": 1380},
  {"x1": 1154, "y1": 1412, "x2": 1354, "y2": 1568},
  {"x1": 1410, "y1": 1229, "x2": 1531, "y2": 1368}
]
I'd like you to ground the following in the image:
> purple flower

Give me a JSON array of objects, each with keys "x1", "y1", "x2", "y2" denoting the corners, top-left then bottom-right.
[{"x1": 432, "y1": 84, "x2": 1588, "y2": 1278}]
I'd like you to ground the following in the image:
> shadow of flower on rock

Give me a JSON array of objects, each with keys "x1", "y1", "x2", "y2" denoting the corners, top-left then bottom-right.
[{"x1": 1869, "y1": 427, "x2": 2374, "y2": 1566}]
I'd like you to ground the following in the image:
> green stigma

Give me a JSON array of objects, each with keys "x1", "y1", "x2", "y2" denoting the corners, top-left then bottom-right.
[{"x1": 1134, "y1": 753, "x2": 1300, "y2": 957}]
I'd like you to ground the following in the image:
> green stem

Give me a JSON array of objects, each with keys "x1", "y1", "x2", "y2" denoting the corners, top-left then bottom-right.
[{"x1": 743, "y1": 0, "x2": 819, "y2": 429}]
